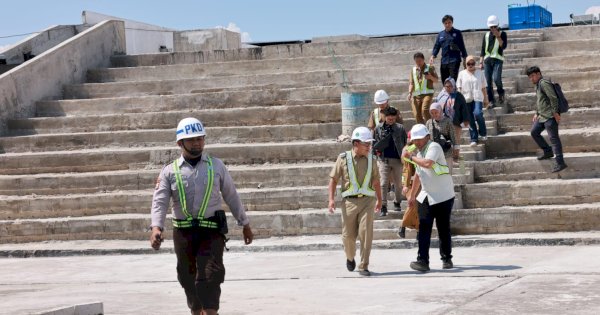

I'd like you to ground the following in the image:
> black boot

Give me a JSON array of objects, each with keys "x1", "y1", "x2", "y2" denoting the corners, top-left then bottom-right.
[
  {"x1": 398, "y1": 227, "x2": 406, "y2": 239},
  {"x1": 537, "y1": 150, "x2": 553, "y2": 160},
  {"x1": 379, "y1": 205, "x2": 388, "y2": 217}
]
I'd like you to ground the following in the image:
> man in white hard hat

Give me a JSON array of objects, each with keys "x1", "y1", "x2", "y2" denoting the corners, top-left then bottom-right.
[
  {"x1": 479, "y1": 15, "x2": 507, "y2": 108},
  {"x1": 368, "y1": 89, "x2": 403, "y2": 131},
  {"x1": 328, "y1": 126, "x2": 383, "y2": 276},
  {"x1": 402, "y1": 124, "x2": 455, "y2": 272},
  {"x1": 150, "y1": 117, "x2": 254, "y2": 315}
]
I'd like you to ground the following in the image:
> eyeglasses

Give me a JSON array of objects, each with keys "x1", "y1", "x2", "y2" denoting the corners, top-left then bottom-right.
[
  {"x1": 467, "y1": 62, "x2": 476, "y2": 66},
  {"x1": 490, "y1": 26, "x2": 498, "y2": 29},
  {"x1": 358, "y1": 142, "x2": 372, "y2": 147}
]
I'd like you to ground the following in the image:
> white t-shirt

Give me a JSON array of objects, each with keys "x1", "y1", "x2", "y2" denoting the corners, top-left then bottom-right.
[
  {"x1": 456, "y1": 69, "x2": 487, "y2": 103},
  {"x1": 415, "y1": 141, "x2": 455, "y2": 205}
]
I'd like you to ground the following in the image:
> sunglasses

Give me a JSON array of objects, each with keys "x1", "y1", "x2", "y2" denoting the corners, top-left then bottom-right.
[{"x1": 467, "y1": 62, "x2": 476, "y2": 66}]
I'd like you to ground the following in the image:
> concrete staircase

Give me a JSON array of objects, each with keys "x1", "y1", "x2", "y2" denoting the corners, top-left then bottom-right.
[{"x1": 0, "y1": 25, "x2": 599, "y2": 247}]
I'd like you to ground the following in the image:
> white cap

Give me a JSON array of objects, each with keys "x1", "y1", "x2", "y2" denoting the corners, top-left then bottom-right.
[
  {"x1": 374, "y1": 90, "x2": 389, "y2": 105},
  {"x1": 410, "y1": 124, "x2": 430, "y2": 140},
  {"x1": 429, "y1": 102, "x2": 442, "y2": 113},
  {"x1": 176, "y1": 117, "x2": 206, "y2": 141},
  {"x1": 351, "y1": 126, "x2": 374, "y2": 143},
  {"x1": 487, "y1": 15, "x2": 499, "y2": 27}
]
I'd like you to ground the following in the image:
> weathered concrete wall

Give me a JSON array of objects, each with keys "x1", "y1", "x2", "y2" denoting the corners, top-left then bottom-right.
[
  {"x1": 0, "y1": 25, "x2": 83, "y2": 65},
  {"x1": 82, "y1": 11, "x2": 173, "y2": 54},
  {"x1": 0, "y1": 20, "x2": 125, "y2": 135},
  {"x1": 174, "y1": 28, "x2": 241, "y2": 52}
]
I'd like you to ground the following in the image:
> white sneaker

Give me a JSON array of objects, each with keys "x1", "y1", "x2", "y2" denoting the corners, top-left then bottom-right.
[
  {"x1": 470, "y1": 142, "x2": 477, "y2": 147},
  {"x1": 481, "y1": 136, "x2": 488, "y2": 141}
]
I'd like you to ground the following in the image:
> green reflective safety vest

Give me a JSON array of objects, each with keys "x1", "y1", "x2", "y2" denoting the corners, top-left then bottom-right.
[
  {"x1": 341, "y1": 151, "x2": 376, "y2": 198},
  {"x1": 412, "y1": 65, "x2": 435, "y2": 96},
  {"x1": 418, "y1": 142, "x2": 450, "y2": 176},
  {"x1": 172, "y1": 157, "x2": 218, "y2": 228},
  {"x1": 373, "y1": 108, "x2": 381, "y2": 126},
  {"x1": 484, "y1": 32, "x2": 504, "y2": 61}
]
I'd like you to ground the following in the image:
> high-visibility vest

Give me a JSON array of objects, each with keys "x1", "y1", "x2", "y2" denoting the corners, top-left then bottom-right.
[
  {"x1": 373, "y1": 108, "x2": 381, "y2": 126},
  {"x1": 412, "y1": 65, "x2": 435, "y2": 96},
  {"x1": 341, "y1": 151, "x2": 376, "y2": 198},
  {"x1": 172, "y1": 157, "x2": 218, "y2": 228},
  {"x1": 418, "y1": 142, "x2": 450, "y2": 175},
  {"x1": 484, "y1": 32, "x2": 505, "y2": 61}
]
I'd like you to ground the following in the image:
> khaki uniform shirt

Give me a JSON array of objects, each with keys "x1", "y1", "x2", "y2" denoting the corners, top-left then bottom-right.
[
  {"x1": 329, "y1": 150, "x2": 380, "y2": 197},
  {"x1": 409, "y1": 64, "x2": 438, "y2": 94},
  {"x1": 368, "y1": 105, "x2": 403, "y2": 130},
  {"x1": 151, "y1": 153, "x2": 250, "y2": 229}
]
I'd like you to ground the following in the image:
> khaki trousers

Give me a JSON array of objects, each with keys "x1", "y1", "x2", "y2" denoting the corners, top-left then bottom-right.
[
  {"x1": 341, "y1": 197, "x2": 375, "y2": 270},
  {"x1": 377, "y1": 158, "x2": 403, "y2": 204},
  {"x1": 412, "y1": 94, "x2": 433, "y2": 125}
]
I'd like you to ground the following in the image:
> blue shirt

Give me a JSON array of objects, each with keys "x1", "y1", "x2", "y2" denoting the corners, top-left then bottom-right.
[{"x1": 432, "y1": 28, "x2": 468, "y2": 65}]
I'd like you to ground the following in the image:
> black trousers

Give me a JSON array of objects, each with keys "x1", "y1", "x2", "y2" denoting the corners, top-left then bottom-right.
[
  {"x1": 531, "y1": 117, "x2": 564, "y2": 165},
  {"x1": 417, "y1": 196, "x2": 454, "y2": 264},
  {"x1": 173, "y1": 227, "x2": 226, "y2": 311},
  {"x1": 441, "y1": 62, "x2": 461, "y2": 83}
]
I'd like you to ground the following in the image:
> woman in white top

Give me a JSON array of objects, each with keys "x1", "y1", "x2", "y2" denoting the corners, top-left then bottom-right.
[{"x1": 456, "y1": 55, "x2": 489, "y2": 146}]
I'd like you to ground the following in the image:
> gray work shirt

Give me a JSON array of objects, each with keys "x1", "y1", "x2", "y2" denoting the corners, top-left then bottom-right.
[{"x1": 151, "y1": 153, "x2": 249, "y2": 229}]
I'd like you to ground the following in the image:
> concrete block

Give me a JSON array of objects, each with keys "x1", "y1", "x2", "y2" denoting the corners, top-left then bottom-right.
[{"x1": 37, "y1": 302, "x2": 103, "y2": 315}]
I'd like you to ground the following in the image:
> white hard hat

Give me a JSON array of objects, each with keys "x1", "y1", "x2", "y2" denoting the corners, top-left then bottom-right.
[
  {"x1": 351, "y1": 126, "x2": 375, "y2": 143},
  {"x1": 374, "y1": 90, "x2": 389, "y2": 105},
  {"x1": 487, "y1": 15, "x2": 499, "y2": 27},
  {"x1": 410, "y1": 124, "x2": 430, "y2": 140},
  {"x1": 176, "y1": 117, "x2": 206, "y2": 141}
]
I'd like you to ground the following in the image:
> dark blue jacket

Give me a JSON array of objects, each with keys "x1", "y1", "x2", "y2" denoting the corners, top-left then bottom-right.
[{"x1": 432, "y1": 28, "x2": 468, "y2": 65}]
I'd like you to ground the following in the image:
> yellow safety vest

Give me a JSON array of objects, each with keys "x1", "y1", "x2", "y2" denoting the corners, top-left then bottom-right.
[
  {"x1": 341, "y1": 151, "x2": 376, "y2": 198},
  {"x1": 484, "y1": 32, "x2": 505, "y2": 61},
  {"x1": 406, "y1": 142, "x2": 449, "y2": 176},
  {"x1": 172, "y1": 157, "x2": 219, "y2": 228},
  {"x1": 373, "y1": 108, "x2": 381, "y2": 126},
  {"x1": 412, "y1": 65, "x2": 435, "y2": 96}
]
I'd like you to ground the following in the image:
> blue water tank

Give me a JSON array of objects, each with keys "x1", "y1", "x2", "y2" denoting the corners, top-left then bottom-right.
[{"x1": 508, "y1": 4, "x2": 553, "y2": 30}]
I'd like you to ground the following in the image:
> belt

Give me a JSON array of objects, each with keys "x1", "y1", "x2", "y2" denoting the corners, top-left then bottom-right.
[{"x1": 346, "y1": 194, "x2": 366, "y2": 199}]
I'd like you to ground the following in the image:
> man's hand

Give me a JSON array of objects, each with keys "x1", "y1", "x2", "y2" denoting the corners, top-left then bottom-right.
[
  {"x1": 484, "y1": 97, "x2": 489, "y2": 107},
  {"x1": 553, "y1": 112, "x2": 561, "y2": 124},
  {"x1": 150, "y1": 227, "x2": 163, "y2": 250},
  {"x1": 243, "y1": 224, "x2": 253, "y2": 245},
  {"x1": 407, "y1": 92, "x2": 413, "y2": 101},
  {"x1": 532, "y1": 114, "x2": 538, "y2": 123},
  {"x1": 429, "y1": 56, "x2": 435, "y2": 65},
  {"x1": 374, "y1": 199, "x2": 382, "y2": 213},
  {"x1": 402, "y1": 148, "x2": 412, "y2": 160},
  {"x1": 402, "y1": 186, "x2": 409, "y2": 196},
  {"x1": 328, "y1": 200, "x2": 336, "y2": 213}
]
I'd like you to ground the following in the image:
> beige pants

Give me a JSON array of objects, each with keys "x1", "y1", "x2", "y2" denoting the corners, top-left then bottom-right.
[
  {"x1": 412, "y1": 94, "x2": 433, "y2": 125},
  {"x1": 377, "y1": 159, "x2": 403, "y2": 205},
  {"x1": 341, "y1": 197, "x2": 375, "y2": 271}
]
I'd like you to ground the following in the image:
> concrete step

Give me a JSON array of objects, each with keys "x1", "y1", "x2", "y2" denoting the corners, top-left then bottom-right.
[
  {"x1": 36, "y1": 86, "x2": 341, "y2": 116},
  {"x1": 509, "y1": 90, "x2": 600, "y2": 113},
  {"x1": 91, "y1": 51, "x2": 460, "y2": 83},
  {"x1": 519, "y1": 54, "x2": 600, "y2": 73},
  {"x1": 5, "y1": 230, "x2": 600, "y2": 257},
  {"x1": 472, "y1": 152, "x2": 600, "y2": 183},
  {"x1": 3, "y1": 200, "x2": 598, "y2": 244},
  {"x1": 497, "y1": 107, "x2": 600, "y2": 133},
  {"x1": 8, "y1": 104, "x2": 340, "y2": 135},
  {"x1": 0, "y1": 163, "x2": 333, "y2": 196},
  {"x1": 63, "y1": 67, "x2": 408, "y2": 99},
  {"x1": 452, "y1": 202, "x2": 600, "y2": 234},
  {"x1": 0, "y1": 123, "x2": 341, "y2": 153},
  {"x1": 92, "y1": 49, "x2": 537, "y2": 84},
  {"x1": 0, "y1": 141, "x2": 347, "y2": 175},
  {"x1": 483, "y1": 128, "x2": 600, "y2": 159},
  {"x1": 463, "y1": 178, "x2": 600, "y2": 209},
  {"x1": 534, "y1": 39, "x2": 600, "y2": 57},
  {"x1": 514, "y1": 70, "x2": 600, "y2": 94}
]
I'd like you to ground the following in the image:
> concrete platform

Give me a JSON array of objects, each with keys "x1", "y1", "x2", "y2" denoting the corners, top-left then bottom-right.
[{"x1": 0, "y1": 242, "x2": 599, "y2": 314}]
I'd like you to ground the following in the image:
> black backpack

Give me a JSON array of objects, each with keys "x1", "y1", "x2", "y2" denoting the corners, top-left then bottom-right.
[{"x1": 542, "y1": 79, "x2": 569, "y2": 114}]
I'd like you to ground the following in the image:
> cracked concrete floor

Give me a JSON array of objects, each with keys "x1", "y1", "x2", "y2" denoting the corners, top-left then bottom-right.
[{"x1": 0, "y1": 246, "x2": 599, "y2": 314}]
